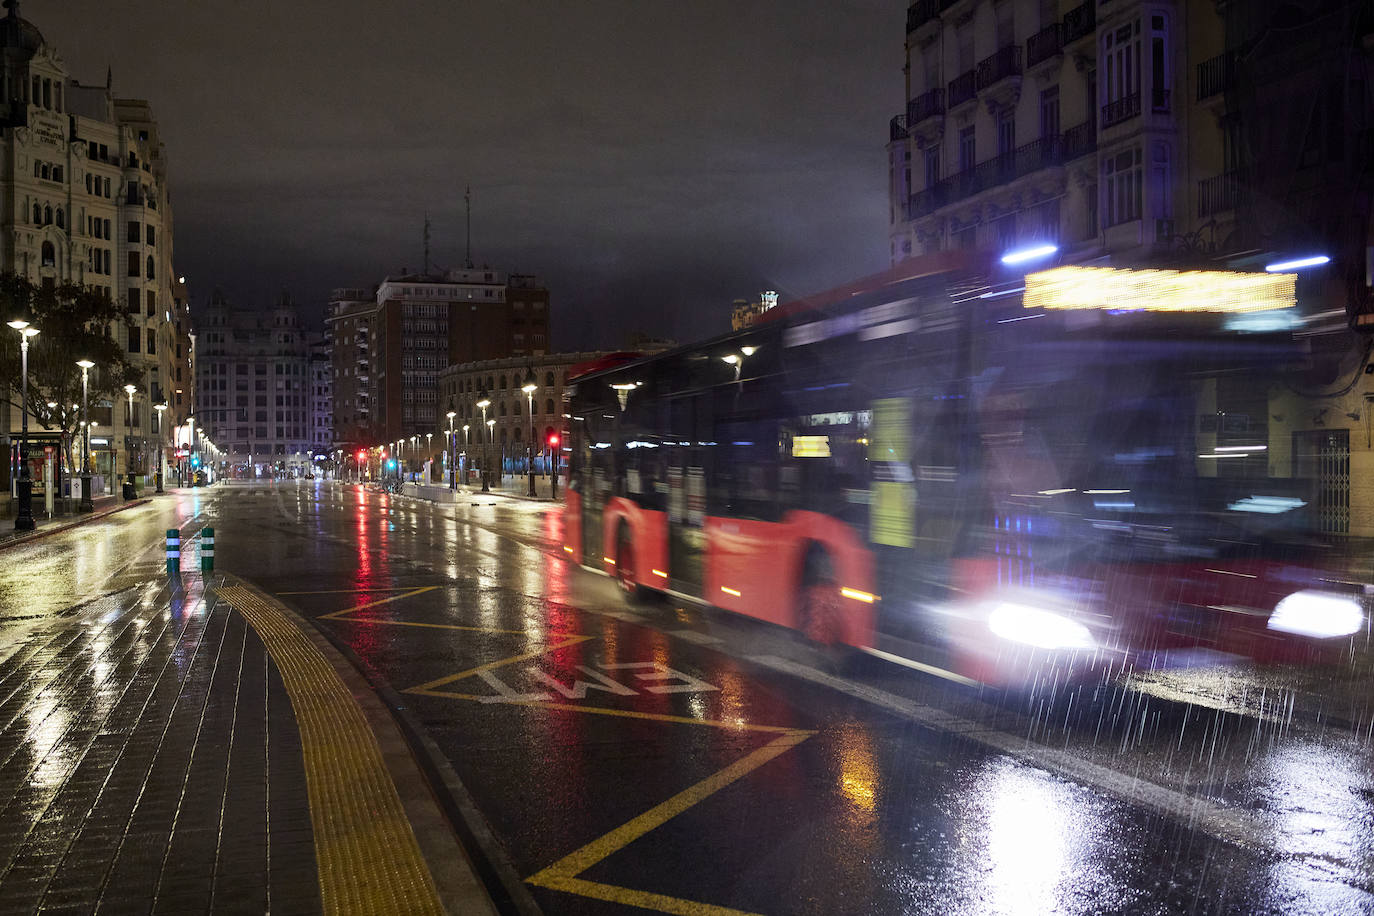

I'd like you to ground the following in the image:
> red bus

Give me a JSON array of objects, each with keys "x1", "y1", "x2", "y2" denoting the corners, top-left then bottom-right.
[{"x1": 562, "y1": 255, "x2": 1367, "y2": 685}]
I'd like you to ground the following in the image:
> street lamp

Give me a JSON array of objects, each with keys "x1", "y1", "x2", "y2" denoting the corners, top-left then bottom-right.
[
  {"x1": 476, "y1": 392, "x2": 491, "y2": 493},
  {"x1": 154, "y1": 403, "x2": 167, "y2": 492},
  {"x1": 522, "y1": 369, "x2": 538, "y2": 497},
  {"x1": 446, "y1": 410, "x2": 457, "y2": 490},
  {"x1": 425, "y1": 431, "x2": 432, "y2": 482},
  {"x1": 461, "y1": 423, "x2": 469, "y2": 487},
  {"x1": 123, "y1": 384, "x2": 137, "y2": 499},
  {"x1": 76, "y1": 359, "x2": 94, "y2": 512},
  {"x1": 8, "y1": 320, "x2": 38, "y2": 530}
]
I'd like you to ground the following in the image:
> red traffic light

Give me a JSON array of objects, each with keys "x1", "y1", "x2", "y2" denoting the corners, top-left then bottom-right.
[
  {"x1": 356, "y1": 450, "x2": 366, "y2": 462},
  {"x1": 547, "y1": 433, "x2": 560, "y2": 447}
]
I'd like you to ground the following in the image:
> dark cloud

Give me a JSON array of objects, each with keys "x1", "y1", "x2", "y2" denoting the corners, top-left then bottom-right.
[{"x1": 46, "y1": 1, "x2": 899, "y2": 348}]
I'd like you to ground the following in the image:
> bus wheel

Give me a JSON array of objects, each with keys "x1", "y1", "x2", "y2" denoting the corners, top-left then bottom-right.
[
  {"x1": 798, "y1": 549, "x2": 845, "y2": 646},
  {"x1": 616, "y1": 524, "x2": 648, "y2": 603}
]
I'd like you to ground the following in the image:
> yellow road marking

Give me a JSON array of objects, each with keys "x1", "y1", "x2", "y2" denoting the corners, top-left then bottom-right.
[
  {"x1": 408, "y1": 692, "x2": 809, "y2": 735},
  {"x1": 276, "y1": 587, "x2": 423, "y2": 594},
  {"x1": 405, "y1": 635, "x2": 594, "y2": 692},
  {"x1": 527, "y1": 730, "x2": 812, "y2": 914},
  {"x1": 317, "y1": 585, "x2": 440, "y2": 619},
  {"x1": 216, "y1": 585, "x2": 443, "y2": 916}
]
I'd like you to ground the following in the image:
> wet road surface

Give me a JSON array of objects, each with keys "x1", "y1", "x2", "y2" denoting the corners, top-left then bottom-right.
[{"x1": 2, "y1": 479, "x2": 1372, "y2": 915}]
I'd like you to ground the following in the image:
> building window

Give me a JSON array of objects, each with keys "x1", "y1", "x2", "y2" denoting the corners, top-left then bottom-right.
[
  {"x1": 128, "y1": 325, "x2": 139, "y2": 353},
  {"x1": 146, "y1": 329, "x2": 156, "y2": 354},
  {"x1": 41, "y1": 241, "x2": 55, "y2": 268},
  {"x1": 958, "y1": 126, "x2": 976, "y2": 172},
  {"x1": 146, "y1": 255, "x2": 155, "y2": 280},
  {"x1": 54, "y1": 208, "x2": 63, "y2": 230},
  {"x1": 924, "y1": 147, "x2": 940, "y2": 189},
  {"x1": 146, "y1": 225, "x2": 155, "y2": 247},
  {"x1": 1040, "y1": 86, "x2": 1060, "y2": 138},
  {"x1": 128, "y1": 252, "x2": 140, "y2": 277},
  {"x1": 128, "y1": 221, "x2": 140, "y2": 244},
  {"x1": 997, "y1": 109, "x2": 1016, "y2": 155},
  {"x1": 31, "y1": 203, "x2": 39, "y2": 224},
  {"x1": 146, "y1": 290, "x2": 156, "y2": 316},
  {"x1": 1104, "y1": 148, "x2": 1142, "y2": 226}
]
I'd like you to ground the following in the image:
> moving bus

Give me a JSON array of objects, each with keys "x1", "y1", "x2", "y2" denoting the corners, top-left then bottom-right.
[{"x1": 562, "y1": 255, "x2": 1367, "y2": 685}]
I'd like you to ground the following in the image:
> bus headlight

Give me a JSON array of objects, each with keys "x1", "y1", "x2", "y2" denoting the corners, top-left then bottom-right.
[
  {"x1": 988, "y1": 602, "x2": 1096, "y2": 651},
  {"x1": 1266, "y1": 591, "x2": 1364, "y2": 639}
]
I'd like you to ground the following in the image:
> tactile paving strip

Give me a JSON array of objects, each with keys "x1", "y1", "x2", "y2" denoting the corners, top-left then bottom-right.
[{"x1": 216, "y1": 585, "x2": 445, "y2": 916}]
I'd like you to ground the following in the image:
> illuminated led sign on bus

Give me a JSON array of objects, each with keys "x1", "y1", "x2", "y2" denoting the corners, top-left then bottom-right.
[{"x1": 1024, "y1": 266, "x2": 1296, "y2": 314}]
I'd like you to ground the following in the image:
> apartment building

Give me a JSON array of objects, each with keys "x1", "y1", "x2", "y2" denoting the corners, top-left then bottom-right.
[{"x1": 0, "y1": 2, "x2": 190, "y2": 483}]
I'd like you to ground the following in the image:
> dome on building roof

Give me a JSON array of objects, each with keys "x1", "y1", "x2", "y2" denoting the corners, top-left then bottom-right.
[{"x1": 0, "y1": 1, "x2": 44, "y2": 59}]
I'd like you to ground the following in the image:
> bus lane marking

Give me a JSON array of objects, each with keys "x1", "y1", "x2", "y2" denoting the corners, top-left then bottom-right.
[{"x1": 401, "y1": 629, "x2": 818, "y2": 915}]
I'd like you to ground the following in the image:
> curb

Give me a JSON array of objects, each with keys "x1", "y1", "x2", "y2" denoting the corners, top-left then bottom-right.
[
  {"x1": 0, "y1": 497, "x2": 153, "y2": 551},
  {"x1": 220, "y1": 573, "x2": 509, "y2": 916}
]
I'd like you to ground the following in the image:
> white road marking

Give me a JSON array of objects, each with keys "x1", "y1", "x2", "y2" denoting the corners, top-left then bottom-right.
[{"x1": 670, "y1": 629, "x2": 724, "y2": 646}]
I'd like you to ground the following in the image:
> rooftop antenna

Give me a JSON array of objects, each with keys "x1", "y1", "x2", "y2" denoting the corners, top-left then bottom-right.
[
  {"x1": 464, "y1": 186, "x2": 474, "y2": 269},
  {"x1": 423, "y1": 213, "x2": 431, "y2": 275}
]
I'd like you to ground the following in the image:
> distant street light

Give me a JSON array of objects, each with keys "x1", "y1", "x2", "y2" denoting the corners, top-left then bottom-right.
[
  {"x1": 476, "y1": 392, "x2": 491, "y2": 493},
  {"x1": 123, "y1": 384, "x2": 137, "y2": 500},
  {"x1": 8, "y1": 320, "x2": 38, "y2": 530},
  {"x1": 522, "y1": 370, "x2": 538, "y2": 497},
  {"x1": 154, "y1": 403, "x2": 167, "y2": 492},
  {"x1": 76, "y1": 360, "x2": 94, "y2": 512},
  {"x1": 446, "y1": 411, "x2": 456, "y2": 490}
]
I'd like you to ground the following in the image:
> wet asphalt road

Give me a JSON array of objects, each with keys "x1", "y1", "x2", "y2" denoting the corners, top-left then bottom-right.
[{"x1": 2, "y1": 479, "x2": 1373, "y2": 915}]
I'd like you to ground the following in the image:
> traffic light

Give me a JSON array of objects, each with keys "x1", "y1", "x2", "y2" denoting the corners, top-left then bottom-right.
[
  {"x1": 190, "y1": 454, "x2": 201, "y2": 469},
  {"x1": 356, "y1": 450, "x2": 366, "y2": 463},
  {"x1": 386, "y1": 459, "x2": 396, "y2": 470},
  {"x1": 547, "y1": 433, "x2": 560, "y2": 448}
]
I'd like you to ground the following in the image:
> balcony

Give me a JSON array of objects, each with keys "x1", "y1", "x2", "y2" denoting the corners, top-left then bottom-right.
[
  {"x1": 948, "y1": 69, "x2": 977, "y2": 108},
  {"x1": 908, "y1": 87, "x2": 945, "y2": 125},
  {"x1": 890, "y1": 114, "x2": 909, "y2": 143},
  {"x1": 1026, "y1": 23, "x2": 1063, "y2": 69},
  {"x1": 1061, "y1": 119, "x2": 1097, "y2": 160},
  {"x1": 907, "y1": 134, "x2": 1069, "y2": 220},
  {"x1": 1198, "y1": 169, "x2": 1244, "y2": 217},
  {"x1": 1102, "y1": 91, "x2": 1141, "y2": 128},
  {"x1": 976, "y1": 45, "x2": 1022, "y2": 92},
  {"x1": 906, "y1": 0, "x2": 938, "y2": 33},
  {"x1": 1062, "y1": 1, "x2": 1095, "y2": 45},
  {"x1": 1197, "y1": 51, "x2": 1237, "y2": 101}
]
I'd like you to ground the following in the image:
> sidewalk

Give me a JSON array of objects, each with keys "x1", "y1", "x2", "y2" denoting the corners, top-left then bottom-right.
[
  {"x1": 0, "y1": 493, "x2": 151, "y2": 550},
  {"x1": 0, "y1": 569, "x2": 493, "y2": 915}
]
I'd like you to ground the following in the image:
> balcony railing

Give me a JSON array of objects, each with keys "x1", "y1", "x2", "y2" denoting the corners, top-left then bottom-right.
[
  {"x1": 1152, "y1": 88, "x2": 1171, "y2": 112},
  {"x1": 908, "y1": 87, "x2": 945, "y2": 125},
  {"x1": 1061, "y1": 119, "x2": 1097, "y2": 160},
  {"x1": 948, "y1": 69, "x2": 977, "y2": 108},
  {"x1": 1102, "y1": 91, "x2": 1141, "y2": 128},
  {"x1": 1198, "y1": 169, "x2": 1244, "y2": 217},
  {"x1": 1026, "y1": 23, "x2": 1063, "y2": 67},
  {"x1": 976, "y1": 45, "x2": 1022, "y2": 91},
  {"x1": 1197, "y1": 51, "x2": 1237, "y2": 100},
  {"x1": 906, "y1": 0, "x2": 939, "y2": 33},
  {"x1": 890, "y1": 114, "x2": 909, "y2": 142},
  {"x1": 1062, "y1": 0, "x2": 1095, "y2": 44},
  {"x1": 907, "y1": 134, "x2": 1070, "y2": 220}
]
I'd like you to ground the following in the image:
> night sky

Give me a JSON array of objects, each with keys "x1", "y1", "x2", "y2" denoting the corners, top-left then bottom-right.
[{"x1": 46, "y1": 1, "x2": 898, "y2": 349}]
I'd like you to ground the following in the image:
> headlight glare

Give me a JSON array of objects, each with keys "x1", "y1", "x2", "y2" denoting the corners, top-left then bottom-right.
[
  {"x1": 988, "y1": 602, "x2": 1096, "y2": 650},
  {"x1": 1267, "y1": 590, "x2": 1364, "y2": 639}
]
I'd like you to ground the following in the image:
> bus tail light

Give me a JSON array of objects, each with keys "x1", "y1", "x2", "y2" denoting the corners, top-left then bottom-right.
[
  {"x1": 840, "y1": 587, "x2": 877, "y2": 603},
  {"x1": 721, "y1": 586, "x2": 741, "y2": 597},
  {"x1": 652, "y1": 569, "x2": 668, "y2": 578}
]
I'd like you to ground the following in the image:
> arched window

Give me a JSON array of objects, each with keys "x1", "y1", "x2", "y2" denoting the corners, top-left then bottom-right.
[
  {"x1": 54, "y1": 208, "x2": 63, "y2": 229},
  {"x1": 52, "y1": 166, "x2": 61, "y2": 182},
  {"x1": 514, "y1": 401, "x2": 521, "y2": 417},
  {"x1": 546, "y1": 398, "x2": 555, "y2": 415},
  {"x1": 41, "y1": 164, "x2": 50, "y2": 180},
  {"x1": 499, "y1": 375, "x2": 506, "y2": 390},
  {"x1": 545, "y1": 371, "x2": 554, "y2": 386},
  {"x1": 33, "y1": 161, "x2": 40, "y2": 178},
  {"x1": 486, "y1": 375, "x2": 494, "y2": 390},
  {"x1": 146, "y1": 255, "x2": 155, "y2": 279},
  {"x1": 514, "y1": 428, "x2": 522, "y2": 442},
  {"x1": 499, "y1": 402, "x2": 507, "y2": 417},
  {"x1": 31, "y1": 203, "x2": 40, "y2": 224},
  {"x1": 85, "y1": 174, "x2": 92, "y2": 194},
  {"x1": 40, "y1": 241, "x2": 54, "y2": 268},
  {"x1": 43, "y1": 205, "x2": 51, "y2": 225},
  {"x1": 499, "y1": 429, "x2": 508, "y2": 444}
]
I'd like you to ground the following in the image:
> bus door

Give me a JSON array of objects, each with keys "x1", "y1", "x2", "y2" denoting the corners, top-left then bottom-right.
[
  {"x1": 578, "y1": 415, "x2": 614, "y2": 565},
  {"x1": 665, "y1": 393, "x2": 709, "y2": 597}
]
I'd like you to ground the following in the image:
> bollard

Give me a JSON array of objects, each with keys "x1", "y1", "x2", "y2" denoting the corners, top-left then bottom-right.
[
  {"x1": 165, "y1": 529, "x2": 181, "y2": 577},
  {"x1": 200, "y1": 527, "x2": 215, "y2": 572}
]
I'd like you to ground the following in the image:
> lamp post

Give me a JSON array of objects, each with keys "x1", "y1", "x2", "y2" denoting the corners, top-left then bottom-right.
[
  {"x1": 122, "y1": 384, "x2": 137, "y2": 499},
  {"x1": 425, "y1": 432, "x2": 432, "y2": 482},
  {"x1": 187, "y1": 416, "x2": 197, "y2": 486},
  {"x1": 7, "y1": 321, "x2": 38, "y2": 530},
  {"x1": 76, "y1": 360, "x2": 94, "y2": 512},
  {"x1": 486, "y1": 419, "x2": 495, "y2": 490},
  {"x1": 154, "y1": 403, "x2": 167, "y2": 492},
  {"x1": 522, "y1": 369, "x2": 538, "y2": 497},
  {"x1": 461, "y1": 424, "x2": 469, "y2": 487},
  {"x1": 476, "y1": 393, "x2": 491, "y2": 493},
  {"x1": 446, "y1": 411, "x2": 456, "y2": 490},
  {"x1": 410, "y1": 435, "x2": 418, "y2": 482}
]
